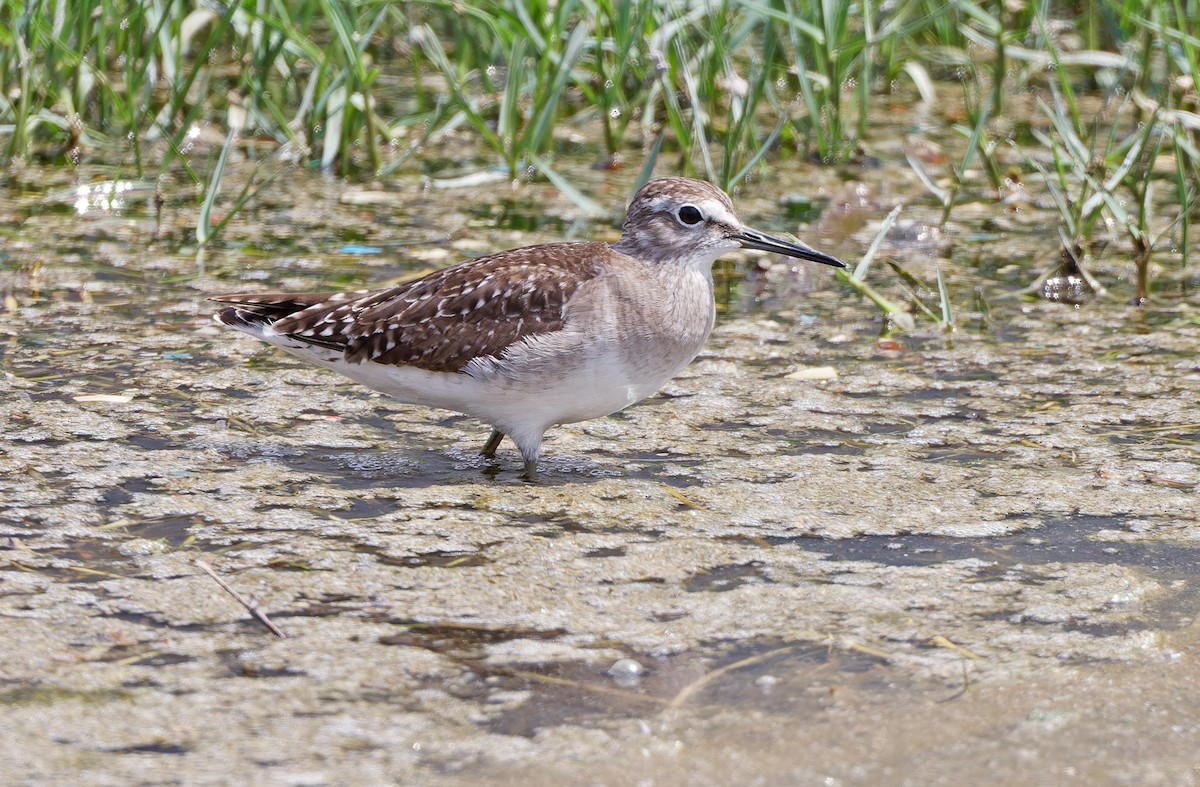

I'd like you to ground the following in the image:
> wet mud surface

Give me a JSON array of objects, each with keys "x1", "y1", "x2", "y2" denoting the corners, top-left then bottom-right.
[{"x1": 1, "y1": 151, "x2": 1199, "y2": 784}]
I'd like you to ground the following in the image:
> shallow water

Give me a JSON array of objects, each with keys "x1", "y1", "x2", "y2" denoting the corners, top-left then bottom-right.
[{"x1": 2, "y1": 108, "x2": 1199, "y2": 784}]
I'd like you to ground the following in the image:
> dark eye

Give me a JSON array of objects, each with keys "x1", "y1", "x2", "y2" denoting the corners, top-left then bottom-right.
[{"x1": 677, "y1": 205, "x2": 704, "y2": 225}]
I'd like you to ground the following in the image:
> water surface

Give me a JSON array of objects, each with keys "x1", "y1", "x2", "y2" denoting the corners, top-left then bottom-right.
[{"x1": 1, "y1": 99, "x2": 1198, "y2": 783}]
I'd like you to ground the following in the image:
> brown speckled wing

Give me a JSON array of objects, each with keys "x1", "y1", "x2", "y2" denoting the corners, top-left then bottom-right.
[{"x1": 213, "y1": 243, "x2": 607, "y2": 373}]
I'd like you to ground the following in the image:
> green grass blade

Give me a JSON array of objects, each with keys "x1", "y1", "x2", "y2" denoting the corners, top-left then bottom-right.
[
  {"x1": 853, "y1": 204, "x2": 902, "y2": 282},
  {"x1": 531, "y1": 154, "x2": 607, "y2": 217},
  {"x1": 728, "y1": 115, "x2": 786, "y2": 190},
  {"x1": 633, "y1": 132, "x2": 666, "y2": 195},
  {"x1": 197, "y1": 128, "x2": 237, "y2": 245},
  {"x1": 936, "y1": 263, "x2": 953, "y2": 326}
]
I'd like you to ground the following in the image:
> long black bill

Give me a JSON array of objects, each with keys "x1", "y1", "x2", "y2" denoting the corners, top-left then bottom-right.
[{"x1": 733, "y1": 227, "x2": 846, "y2": 269}]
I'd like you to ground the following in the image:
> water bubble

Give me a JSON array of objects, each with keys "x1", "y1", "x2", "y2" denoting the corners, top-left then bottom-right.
[
  {"x1": 608, "y1": 658, "x2": 644, "y2": 687},
  {"x1": 755, "y1": 674, "x2": 778, "y2": 691}
]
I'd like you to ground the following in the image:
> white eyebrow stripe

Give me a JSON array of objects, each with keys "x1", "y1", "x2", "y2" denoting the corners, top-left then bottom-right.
[{"x1": 705, "y1": 202, "x2": 738, "y2": 226}]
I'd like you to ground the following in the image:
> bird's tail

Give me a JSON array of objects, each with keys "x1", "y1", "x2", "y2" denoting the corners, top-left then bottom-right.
[{"x1": 211, "y1": 292, "x2": 336, "y2": 338}]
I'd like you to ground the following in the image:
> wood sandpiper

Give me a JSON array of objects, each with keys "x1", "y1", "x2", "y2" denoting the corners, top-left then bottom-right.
[{"x1": 212, "y1": 177, "x2": 845, "y2": 479}]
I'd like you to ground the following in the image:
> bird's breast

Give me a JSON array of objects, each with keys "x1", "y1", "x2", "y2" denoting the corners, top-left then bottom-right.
[{"x1": 569, "y1": 265, "x2": 715, "y2": 394}]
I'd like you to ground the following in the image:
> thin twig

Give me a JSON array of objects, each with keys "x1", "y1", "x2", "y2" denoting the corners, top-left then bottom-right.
[
  {"x1": 930, "y1": 635, "x2": 980, "y2": 660},
  {"x1": 667, "y1": 644, "x2": 801, "y2": 711},
  {"x1": 939, "y1": 658, "x2": 973, "y2": 703},
  {"x1": 498, "y1": 668, "x2": 670, "y2": 706},
  {"x1": 196, "y1": 560, "x2": 286, "y2": 639}
]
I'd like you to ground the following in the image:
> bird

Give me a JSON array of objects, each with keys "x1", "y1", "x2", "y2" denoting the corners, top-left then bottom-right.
[{"x1": 211, "y1": 177, "x2": 845, "y2": 480}]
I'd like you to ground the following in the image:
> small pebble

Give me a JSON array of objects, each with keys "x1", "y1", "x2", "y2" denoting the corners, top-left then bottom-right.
[
  {"x1": 73, "y1": 394, "x2": 134, "y2": 403},
  {"x1": 785, "y1": 366, "x2": 838, "y2": 381}
]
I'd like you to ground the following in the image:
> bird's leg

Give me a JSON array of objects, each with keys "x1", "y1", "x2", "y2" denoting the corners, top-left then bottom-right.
[
  {"x1": 513, "y1": 432, "x2": 543, "y2": 482},
  {"x1": 480, "y1": 429, "x2": 503, "y2": 459}
]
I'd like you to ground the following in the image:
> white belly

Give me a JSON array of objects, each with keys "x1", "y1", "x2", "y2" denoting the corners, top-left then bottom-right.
[{"x1": 262, "y1": 329, "x2": 684, "y2": 431}]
